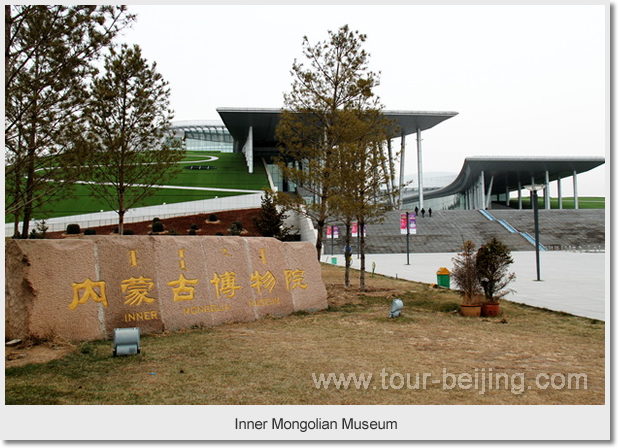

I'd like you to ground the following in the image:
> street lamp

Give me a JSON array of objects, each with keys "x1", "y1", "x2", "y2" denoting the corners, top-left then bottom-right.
[{"x1": 524, "y1": 184, "x2": 545, "y2": 281}]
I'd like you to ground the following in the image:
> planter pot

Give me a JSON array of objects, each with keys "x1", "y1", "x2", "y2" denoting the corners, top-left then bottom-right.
[
  {"x1": 481, "y1": 302, "x2": 500, "y2": 317},
  {"x1": 459, "y1": 304, "x2": 482, "y2": 317}
]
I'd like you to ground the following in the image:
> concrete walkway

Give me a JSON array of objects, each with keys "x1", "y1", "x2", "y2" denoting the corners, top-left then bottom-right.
[{"x1": 323, "y1": 251, "x2": 606, "y2": 321}]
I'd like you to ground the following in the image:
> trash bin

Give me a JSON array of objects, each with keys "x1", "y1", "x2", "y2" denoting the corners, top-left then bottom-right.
[
  {"x1": 436, "y1": 267, "x2": 450, "y2": 288},
  {"x1": 331, "y1": 257, "x2": 337, "y2": 265}
]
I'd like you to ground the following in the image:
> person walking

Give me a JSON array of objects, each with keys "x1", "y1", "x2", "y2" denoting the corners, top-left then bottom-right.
[
  {"x1": 421, "y1": 208, "x2": 425, "y2": 218},
  {"x1": 414, "y1": 206, "x2": 419, "y2": 216},
  {"x1": 428, "y1": 208, "x2": 432, "y2": 217}
]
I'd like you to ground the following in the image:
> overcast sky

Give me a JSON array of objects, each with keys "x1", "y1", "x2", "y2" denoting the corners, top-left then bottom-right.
[{"x1": 118, "y1": 4, "x2": 607, "y2": 196}]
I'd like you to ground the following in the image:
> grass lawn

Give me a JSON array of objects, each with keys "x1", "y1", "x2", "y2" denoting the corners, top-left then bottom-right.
[
  {"x1": 20, "y1": 184, "x2": 253, "y2": 220},
  {"x1": 509, "y1": 196, "x2": 605, "y2": 209},
  {"x1": 5, "y1": 264, "x2": 604, "y2": 405},
  {"x1": 5, "y1": 151, "x2": 270, "y2": 222}
]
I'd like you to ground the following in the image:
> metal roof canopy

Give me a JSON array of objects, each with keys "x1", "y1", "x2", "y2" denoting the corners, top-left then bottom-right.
[
  {"x1": 423, "y1": 156, "x2": 606, "y2": 200},
  {"x1": 216, "y1": 107, "x2": 458, "y2": 152}
]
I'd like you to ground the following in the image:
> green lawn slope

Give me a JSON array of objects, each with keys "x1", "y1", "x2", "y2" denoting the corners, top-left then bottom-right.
[{"x1": 6, "y1": 151, "x2": 270, "y2": 222}]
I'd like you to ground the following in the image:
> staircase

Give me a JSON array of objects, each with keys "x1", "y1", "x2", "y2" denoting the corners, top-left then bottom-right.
[{"x1": 321, "y1": 209, "x2": 605, "y2": 254}]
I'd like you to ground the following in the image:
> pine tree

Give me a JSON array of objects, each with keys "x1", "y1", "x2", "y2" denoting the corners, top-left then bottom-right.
[
  {"x1": 5, "y1": 5, "x2": 134, "y2": 238},
  {"x1": 252, "y1": 190, "x2": 290, "y2": 240},
  {"x1": 476, "y1": 238, "x2": 516, "y2": 302},
  {"x1": 275, "y1": 25, "x2": 388, "y2": 260},
  {"x1": 83, "y1": 44, "x2": 184, "y2": 234}
]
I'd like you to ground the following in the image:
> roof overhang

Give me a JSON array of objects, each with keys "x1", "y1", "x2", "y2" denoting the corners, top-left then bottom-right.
[
  {"x1": 216, "y1": 107, "x2": 458, "y2": 152},
  {"x1": 420, "y1": 156, "x2": 606, "y2": 200}
]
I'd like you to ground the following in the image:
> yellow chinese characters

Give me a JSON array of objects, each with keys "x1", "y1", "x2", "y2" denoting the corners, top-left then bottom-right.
[
  {"x1": 284, "y1": 269, "x2": 308, "y2": 291},
  {"x1": 250, "y1": 270, "x2": 277, "y2": 294},
  {"x1": 211, "y1": 271, "x2": 241, "y2": 298},
  {"x1": 69, "y1": 279, "x2": 107, "y2": 310},
  {"x1": 167, "y1": 273, "x2": 199, "y2": 302},
  {"x1": 121, "y1": 276, "x2": 156, "y2": 306}
]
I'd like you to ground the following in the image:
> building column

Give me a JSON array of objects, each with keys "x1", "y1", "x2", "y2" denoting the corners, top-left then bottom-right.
[
  {"x1": 518, "y1": 181, "x2": 522, "y2": 210},
  {"x1": 485, "y1": 175, "x2": 494, "y2": 209},
  {"x1": 530, "y1": 175, "x2": 535, "y2": 209},
  {"x1": 505, "y1": 185, "x2": 509, "y2": 206},
  {"x1": 544, "y1": 170, "x2": 550, "y2": 209},
  {"x1": 398, "y1": 132, "x2": 406, "y2": 209},
  {"x1": 480, "y1": 171, "x2": 486, "y2": 210},
  {"x1": 573, "y1": 170, "x2": 579, "y2": 209},
  {"x1": 242, "y1": 126, "x2": 254, "y2": 174},
  {"x1": 557, "y1": 177, "x2": 563, "y2": 209},
  {"x1": 387, "y1": 139, "x2": 395, "y2": 202},
  {"x1": 416, "y1": 128, "x2": 424, "y2": 211}
]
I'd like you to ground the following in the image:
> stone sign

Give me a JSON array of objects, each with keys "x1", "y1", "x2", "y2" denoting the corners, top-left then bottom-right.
[{"x1": 5, "y1": 236, "x2": 328, "y2": 342}]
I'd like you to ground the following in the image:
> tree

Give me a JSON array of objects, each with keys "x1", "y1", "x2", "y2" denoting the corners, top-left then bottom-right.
[
  {"x1": 275, "y1": 25, "x2": 385, "y2": 260},
  {"x1": 451, "y1": 240, "x2": 483, "y2": 305},
  {"x1": 5, "y1": 5, "x2": 134, "y2": 238},
  {"x1": 253, "y1": 190, "x2": 290, "y2": 240},
  {"x1": 83, "y1": 44, "x2": 184, "y2": 234},
  {"x1": 330, "y1": 109, "x2": 399, "y2": 291},
  {"x1": 476, "y1": 238, "x2": 516, "y2": 303}
]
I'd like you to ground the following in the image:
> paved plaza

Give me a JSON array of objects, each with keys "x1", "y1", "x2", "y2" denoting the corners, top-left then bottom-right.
[{"x1": 324, "y1": 250, "x2": 607, "y2": 321}]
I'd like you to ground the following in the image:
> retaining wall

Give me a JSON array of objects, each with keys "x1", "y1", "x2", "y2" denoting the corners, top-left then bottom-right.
[{"x1": 5, "y1": 193, "x2": 263, "y2": 237}]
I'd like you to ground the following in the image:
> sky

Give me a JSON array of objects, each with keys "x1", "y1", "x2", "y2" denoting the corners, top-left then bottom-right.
[{"x1": 117, "y1": 3, "x2": 607, "y2": 197}]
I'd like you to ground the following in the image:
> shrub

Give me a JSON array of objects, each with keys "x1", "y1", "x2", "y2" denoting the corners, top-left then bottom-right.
[
  {"x1": 84, "y1": 228, "x2": 97, "y2": 235},
  {"x1": 29, "y1": 220, "x2": 49, "y2": 239},
  {"x1": 190, "y1": 224, "x2": 199, "y2": 231},
  {"x1": 189, "y1": 229, "x2": 197, "y2": 235},
  {"x1": 123, "y1": 229, "x2": 134, "y2": 235},
  {"x1": 152, "y1": 221, "x2": 165, "y2": 233},
  {"x1": 66, "y1": 224, "x2": 81, "y2": 235},
  {"x1": 208, "y1": 214, "x2": 218, "y2": 222},
  {"x1": 476, "y1": 238, "x2": 516, "y2": 303},
  {"x1": 29, "y1": 229, "x2": 43, "y2": 239},
  {"x1": 215, "y1": 232, "x2": 224, "y2": 236},
  {"x1": 153, "y1": 217, "x2": 161, "y2": 224},
  {"x1": 229, "y1": 221, "x2": 243, "y2": 236},
  {"x1": 252, "y1": 189, "x2": 290, "y2": 240},
  {"x1": 450, "y1": 240, "x2": 482, "y2": 305}
]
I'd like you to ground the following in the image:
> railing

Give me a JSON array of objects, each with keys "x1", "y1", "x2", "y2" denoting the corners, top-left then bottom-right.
[
  {"x1": 520, "y1": 232, "x2": 547, "y2": 251},
  {"x1": 478, "y1": 209, "x2": 495, "y2": 221},
  {"x1": 545, "y1": 244, "x2": 605, "y2": 253},
  {"x1": 6, "y1": 193, "x2": 263, "y2": 237},
  {"x1": 497, "y1": 220, "x2": 518, "y2": 234}
]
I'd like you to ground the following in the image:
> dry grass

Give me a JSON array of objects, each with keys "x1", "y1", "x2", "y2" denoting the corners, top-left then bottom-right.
[{"x1": 5, "y1": 263, "x2": 604, "y2": 405}]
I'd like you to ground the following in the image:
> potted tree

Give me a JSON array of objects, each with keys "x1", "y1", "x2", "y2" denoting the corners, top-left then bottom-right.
[
  {"x1": 476, "y1": 237, "x2": 516, "y2": 317},
  {"x1": 451, "y1": 240, "x2": 483, "y2": 317}
]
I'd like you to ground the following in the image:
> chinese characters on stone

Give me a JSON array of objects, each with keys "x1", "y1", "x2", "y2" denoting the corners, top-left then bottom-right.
[{"x1": 69, "y1": 248, "x2": 308, "y2": 310}]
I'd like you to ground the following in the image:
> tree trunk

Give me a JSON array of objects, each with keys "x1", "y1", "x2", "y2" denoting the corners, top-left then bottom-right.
[
  {"x1": 21, "y1": 121, "x2": 37, "y2": 239},
  {"x1": 118, "y1": 209, "x2": 125, "y2": 235},
  {"x1": 344, "y1": 220, "x2": 351, "y2": 287},
  {"x1": 13, "y1": 212, "x2": 20, "y2": 238},
  {"x1": 359, "y1": 220, "x2": 366, "y2": 292},
  {"x1": 12, "y1": 164, "x2": 23, "y2": 238},
  {"x1": 315, "y1": 220, "x2": 324, "y2": 260},
  {"x1": 315, "y1": 186, "x2": 330, "y2": 260},
  {"x1": 118, "y1": 186, "x2": 125, "y2": 235}
]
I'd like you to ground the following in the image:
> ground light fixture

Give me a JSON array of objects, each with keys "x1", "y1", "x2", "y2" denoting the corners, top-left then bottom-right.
[
  {"x1": 113, "y1": 327, "x2": 141, "y2": 357},
  {"x1": 524, "y1": 183, "x2": 545, "y2": 281},
  {"x1": 389, "y1": 298, "x2": 404, "y2": 318}
]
